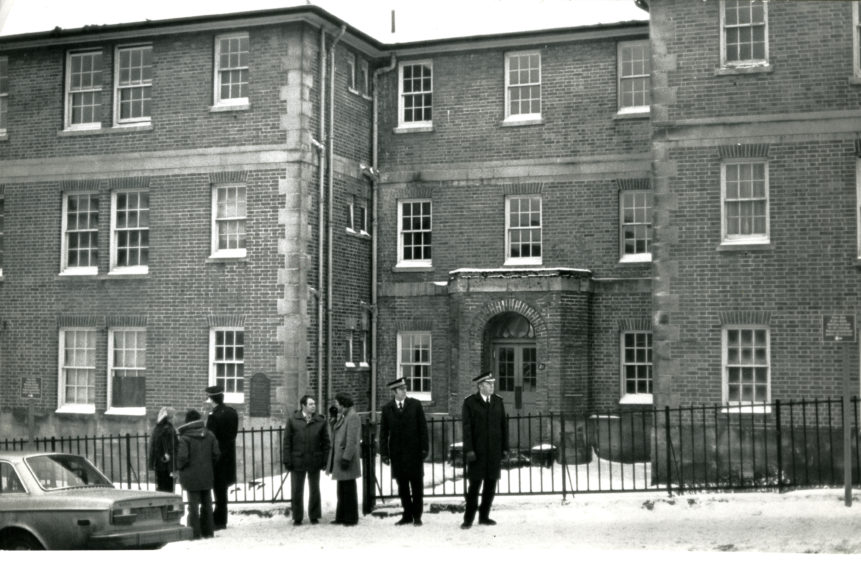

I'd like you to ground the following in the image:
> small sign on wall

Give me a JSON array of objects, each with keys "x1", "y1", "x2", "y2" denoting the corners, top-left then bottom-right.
[
  {"x1": 249, "y1": 373, "x2": 271, "y2": 417},
  {"x1": 822, "y1": 314, "x2": 856, "y2": 343},
  {"x1": 21, "y1": 377, "x2": 42, "y2": 399}
]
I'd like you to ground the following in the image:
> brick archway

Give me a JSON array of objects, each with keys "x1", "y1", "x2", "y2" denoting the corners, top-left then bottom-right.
[{"x1": 469, "y1": 297, "x2": 548, "y2": 343}]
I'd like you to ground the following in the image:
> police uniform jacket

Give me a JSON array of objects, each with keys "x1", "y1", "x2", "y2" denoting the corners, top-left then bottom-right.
[
  {"x1": 379, "y1": 396, "x2": 429, "y2": 480},
  {"x1": 206, "y1": 402, "x2": 239, "y2": 486},
  {"x1": 461, "y1": 392, "x2": 509, "y2": 481}
]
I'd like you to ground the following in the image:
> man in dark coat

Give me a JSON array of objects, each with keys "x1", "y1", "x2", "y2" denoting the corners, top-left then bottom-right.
[
  {"x1": 283, "y1": 394, "x2": 330, "y2": 525},
  {"x1": 460, "y1": 371, "x2": 508, "y2": 529},
  {"x1": 379, "y1": 377, "x2": 429, "y2": 526},
  {"x1": 204, "y1": 384, "x2": 238, "y2": 530},
  {"x1": 177, "y1": 409, "x2": 220, "y2": 539}
]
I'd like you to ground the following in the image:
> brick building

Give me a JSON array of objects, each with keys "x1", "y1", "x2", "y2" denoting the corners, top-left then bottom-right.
[
  {"x1": 0, "y1": 4, "x2": 659, "y2": 437},
  {"x1": 646, "y1": 0, "x2": 861, "y2": 410}
]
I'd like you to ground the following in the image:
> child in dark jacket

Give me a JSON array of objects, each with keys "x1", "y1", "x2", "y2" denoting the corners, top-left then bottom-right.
[{"x1": 177, "y1": 409, "x2": 220, "y2": 539}]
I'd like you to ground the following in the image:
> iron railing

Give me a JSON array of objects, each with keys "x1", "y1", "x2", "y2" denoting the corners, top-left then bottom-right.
[{"x1": 3, "y1": 398, "x2": 860, "y2": 506}]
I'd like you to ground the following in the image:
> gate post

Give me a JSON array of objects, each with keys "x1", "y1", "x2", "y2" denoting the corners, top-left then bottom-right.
[
  {"x1": 361, "y1": 419, "x2": 376, "y2": 514},
  {"x1": 664, "y1": 406, "x2": 672, "y2": 495}
]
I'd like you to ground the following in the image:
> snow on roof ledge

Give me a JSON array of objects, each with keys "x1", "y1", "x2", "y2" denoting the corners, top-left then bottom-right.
[{"x1": 449, "y1": 267, "x2": 592, "y2": 279}]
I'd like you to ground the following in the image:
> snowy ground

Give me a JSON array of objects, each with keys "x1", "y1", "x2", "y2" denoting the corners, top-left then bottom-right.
[{"x1": 155, "y1": 481, "x2": 861, "y2": 562}]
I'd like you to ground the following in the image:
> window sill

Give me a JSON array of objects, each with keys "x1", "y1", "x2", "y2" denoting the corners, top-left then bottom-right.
[
  {"x1": 410, "y1": 392, "x2": 432, "y2": 403},
  {"x1": 346, "y1": 228, "x2": 371, "y2": 240},
  {"x1": 206, "y1": 254, "x2": 248, "y2": 264},
  {"x1": 721, "y1": 404, "x2": 772, "y2": 415},
  {"x1": 393, "y1": 125, "x2": 434, "y2": 134},
  {"x1": 105, "y1": 407, "x2": 146, "y2": 417},
  {"x1": 619, "y1": 394, "x2": 653, "y2": 405},
  {"x1": 345, "y1": 363, "x2": 370, "y2": 371},
  {"x1": 58, "y1": 124, "x2": 153, "y2": 137},
  {"x1": 618, "y1": 254, "x2": 652, "y2": 264},
  {"x1": 210, "y1": 102, "x2": 251, "y2": 112},
  {"x1": 58, "y1": 268, "x2": 99, "y2": 277},
  {"x1": 223, "y1": 393, "x2": 244, "y2": 405},
  {"x1": 0, "y1": 132, "x2": 7, "y2": 141},
  {"x1": 500, "y1": 117, "x2": 544, "y2": 127},
  {"x1": 504, "y1": 259, "x2": 543, "y2": 267},
  {"x1": 56, "y1": 405, "x2": 96, "y2": 415},
  {"x1": 614, "y1": 109, "x2": 650, "y2": 120},
  {"x1": 108, "y1": 266, "x2": 149, "y2": 277},
  {"x1": 716, "y1": 241, "x2": 773, "y2": 252},
  {"x1": 714, "y1": 64, "x2": 773, "y2": 76},
  {"x1": 393, "y1": 264, "x2": 433, "y2": 272},
  {"x1": 347, "y1": 88, "x2": 372, "y2": 101},
  {"x1": 849, "y1": 76, "x2": 861, "y2": 86}
]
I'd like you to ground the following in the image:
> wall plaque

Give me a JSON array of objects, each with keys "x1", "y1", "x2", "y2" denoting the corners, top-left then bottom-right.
[
  {"x1": 822, "y1": 314, "x2": 856, "y2": 343},
  {"x1": 21, "y1": 377, "x2": 42, "y2": 399},
  {"x1": 249, "y1": 373, "x2": 271, "y2": 417}
]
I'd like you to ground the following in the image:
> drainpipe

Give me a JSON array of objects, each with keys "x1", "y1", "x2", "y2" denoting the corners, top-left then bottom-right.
[
  {"x1": 368, "y1": 55, "x2": 397, "y2": 422},
  {"x1": 315, "y1": 29, "x2": 327, "y2": 410},
  {"x1": 327, "y1": 25, "x2": 347, "y2": 407}
]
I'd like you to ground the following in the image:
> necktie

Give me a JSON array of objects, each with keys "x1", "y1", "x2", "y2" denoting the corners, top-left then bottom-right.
[{"x1": 397, "y1": 402, "x2": 403, "y2": 411}]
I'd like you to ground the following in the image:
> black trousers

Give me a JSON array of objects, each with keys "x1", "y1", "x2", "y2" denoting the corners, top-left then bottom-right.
[
  {"x1": 290, "y1": 469, "x2": 322, "y2": 522},
  {"x1": 212, "y1": 483, "x2": 229, "y2": 528},
  {"x1": 155, "y1": 470, "x2": 174, "y2": 493},
  {"x1": 186, "y1": 490, "x2": 214, "y2": 539},
  {"x1": 395, "y1": 473, "x2": 423, "y2": 521},
  {"x1": 463, "y1": 477, "x2": 497, "y2": 524},
  {"x1": 335, "y1": 479, "x2": 359, "y2": 525}
]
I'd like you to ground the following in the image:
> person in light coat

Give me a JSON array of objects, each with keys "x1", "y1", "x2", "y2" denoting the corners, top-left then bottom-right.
[
  {"x1": 326, "y1": 392, "x2": 362, "y2": 526},
  {"x1": 148, "y1": 406, "x2": 177, "y2": 492}
]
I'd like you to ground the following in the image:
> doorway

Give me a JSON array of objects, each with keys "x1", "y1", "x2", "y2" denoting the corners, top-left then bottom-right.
[{"x1": 487, "y1": 312, "x2": 538, "y2": 413}]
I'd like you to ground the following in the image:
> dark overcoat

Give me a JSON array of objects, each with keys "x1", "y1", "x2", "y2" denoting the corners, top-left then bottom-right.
[
  {"x1": 461, "y1": 392, "x2": 509, "y2": 481},
  {"x1": 283, "y1": 410, "x2": 330, "y2": 472},
  {"x1": 177, "y1": 420, "x2": 221, "y2": 492},
  {"x1": 206, "y1": 402, "x2": 239, "y2": 486},
  {"x1": 379, "y1": 396, "x2": 429, "y2": 480},
  {"x1": 148, "y1": 419, "x2": 177, "y2": 473}
]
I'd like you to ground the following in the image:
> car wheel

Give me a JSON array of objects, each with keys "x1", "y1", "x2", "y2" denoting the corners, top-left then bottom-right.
[
  {"x1": 141, "y1": 543, "x2": 167, "y2": 550},
  {"x1": 0, "y1": 530, "x2": 44, "y2": 550}
]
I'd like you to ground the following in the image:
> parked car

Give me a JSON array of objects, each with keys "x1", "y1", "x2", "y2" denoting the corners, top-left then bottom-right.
[{"x1": 0, "y1": 451, "x2": 192, "y2": 550}]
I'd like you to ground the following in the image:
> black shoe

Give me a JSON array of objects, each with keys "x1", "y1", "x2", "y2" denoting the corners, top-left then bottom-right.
[
  {"x1": 395, "y1": 517, "x2": 413, "y2": 526},
  {"x1": 293, "y1": 521, "x2": 302, "y2": 526},
  {"x1": 460, "y1": 522, "x2": 472, "y2": 530},
  {"x1": 329, "y1": 520, "x2": 343, "y2": 525},
  {"x1": 310, "y1": 519, "x2": 319, "y2": 525},
  {"x1": 413, "y1": 518, "x2": 423, "y2": 527},
  {"x1": 478, "y1": 518, "x2": 497, "y2": 526},
  {"x1": 343, "y1": 522, "x2": 358, "y2": 527}
]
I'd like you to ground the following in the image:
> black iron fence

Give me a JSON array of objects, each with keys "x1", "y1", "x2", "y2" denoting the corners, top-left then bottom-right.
[{"x1": 3, "y1": 398, "x2": 861, "y2": 507}]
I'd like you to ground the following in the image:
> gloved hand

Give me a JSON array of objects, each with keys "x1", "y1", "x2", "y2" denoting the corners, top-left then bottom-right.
[
  {"x1": 340, "y1": 458, "x2": 351, "y2": 470},
  {"x1": 466, "y1": 451, "x2": 477, "y2": 463},
  {"x1": 161, "y1": 454, "x2": 171, "y2": 462},
  {"x1": 381, "y1": 456, "x2": 390, "y2": 465},
  {"x1": 421, "y1": 450, "x2": 428, "y2": 460}
]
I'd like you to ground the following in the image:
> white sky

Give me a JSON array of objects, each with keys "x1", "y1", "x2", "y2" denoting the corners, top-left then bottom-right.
[{"x1": 0, "y1": 0, "x2": 647, "y2": 42}]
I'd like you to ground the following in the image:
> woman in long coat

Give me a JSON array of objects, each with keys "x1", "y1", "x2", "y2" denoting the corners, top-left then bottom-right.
[
  {"x1": 327, "y1": 392, "x2": 362, "y2": 526},
  {"x1": 148, "y1": 406, "x2": 177, "y2": 492}
]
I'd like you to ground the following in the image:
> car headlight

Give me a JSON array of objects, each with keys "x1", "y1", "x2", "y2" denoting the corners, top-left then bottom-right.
[{"x1": 111, "y1": 507, "x2": 137, "y2": 525}]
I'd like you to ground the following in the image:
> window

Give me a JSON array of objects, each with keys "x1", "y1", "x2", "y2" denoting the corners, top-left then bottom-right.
[
  {"x1": 0, "y1": 195, "x2": 4, "y2": 278},
  {"x1": 347, "y1": 196, "x2": 367, "y2": 235},
  {"x1": 505, "y1": 195, "x2": 542, "y2": 265},
  {"x1": 722, "y1": 326, "x2": 770, "y2": 405},
  {"x1": 61, "y1": 193, "x2": 99, "y2": 275},
  {"x1": 108, "y1": 328, "x2": 146, "y2": 413},
  {"x1": 397, "y1": 332, "x2": 431, "y2": 400},
  {"x1": 65, "y1": 50, "x2": 103, "y2": 130},
  {"x1": 618, "y1": 41, "x2": 650, "y2": 112},
  {"x1": 721, "y1": 0, "x2": 768, "y2": 67},
  {"x1": 210, "y1": 328, "x2": 244, "y2": 403},
  {"x1": 360, "y1": 59, "x2": 370, "y2": 96},
  {"x1": 58, "y1": 328, "x2": 97, "y2": 413},
  {"x1": 397, "y1": 200, "x2": 432, "y2": 266},
  {"x1": 114, "y1": 45, "x2": 152, "y2": 125},
  {"x1": 621, "y1": 331, "x2": 652, "y2": 403},
  {"x1": 347, "y1": 52, "x2": 356, "y2": 91},
  {"x1": 620, "y1": 190, "x2": 652, "y2": 262},
  {"x1": 398, "y1": 61, "x2": 432, "y2": 127},
  {"x1": 721, "y1": 161, "x2": 769, "y2": 244},
  {"x1": 214, "y1": 33, "x2": 249, "y2": 107},
  {"x1": 0, "y1": 462, "x2": 26, "y2": 494},
  {"x1": 855, "y1": 2, "x2": 861, "y2": 78},
  {"x1": 505, "y1": 51, "x2": 541, "y2": 121},
  {"x1": 346, "y1": 330, "x2": 369, "y2": 368},
  {"x1": 0, "y1": 56, "x2": 7, "y2": 134},
  {"x1": 110, "y1": 191, "x2": 149, "y2": 274},
  {"x1": 211, "y1": 185, "x2": 247, "y2": 258}
]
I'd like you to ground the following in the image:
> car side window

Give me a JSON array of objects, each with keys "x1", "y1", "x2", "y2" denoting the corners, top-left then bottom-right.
[{"x1": 0, "y1": 462, "x2": 25, "y2": 494}]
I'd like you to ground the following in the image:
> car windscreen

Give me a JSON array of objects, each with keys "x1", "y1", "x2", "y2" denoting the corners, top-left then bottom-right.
[{"x1": 25, "y1": 454, "x2": 114, "y2": 490}]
